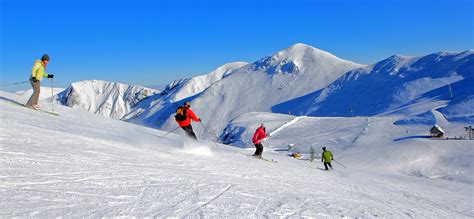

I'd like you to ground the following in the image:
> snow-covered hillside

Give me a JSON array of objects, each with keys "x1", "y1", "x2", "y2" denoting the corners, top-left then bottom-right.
[
  {"x1": 219, "y1": 111, "x2": 473, "y2": 183},
  {"x1": 273, "y1": 50, "x2": 474, "y2": 124},
  {"x1": 124, "y1": 62, "x2": 248, "y2": 127},
  {"x1": 145, "y1": 43, "x2": 365, "y2": 138},
  {"x1": 56, "y1": 80, "x2": 159, "y2": 119},
  {"x1": 125, "y1": 62, "x2": 248, "y2": 125},
  {"x1": 161, "y1": 62, "x2": 249, "y2": 102},
  {"x1": 1, "y1": 91, "x2": 472, "y2": 217}
]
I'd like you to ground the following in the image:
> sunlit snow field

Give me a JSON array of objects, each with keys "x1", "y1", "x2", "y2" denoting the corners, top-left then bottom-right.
[{"x1": 1, "y1": 91, "x2": 472, "y2": 217}]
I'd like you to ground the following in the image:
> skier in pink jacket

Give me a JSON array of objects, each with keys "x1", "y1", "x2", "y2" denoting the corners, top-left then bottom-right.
[{"x1": 252, "y1": 123, "x2": 267, "y2": 158}]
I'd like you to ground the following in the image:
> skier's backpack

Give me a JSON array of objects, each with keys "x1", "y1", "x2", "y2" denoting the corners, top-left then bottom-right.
[{"x1": 175, "y1": 106, "x2": 187, "y2": 121}]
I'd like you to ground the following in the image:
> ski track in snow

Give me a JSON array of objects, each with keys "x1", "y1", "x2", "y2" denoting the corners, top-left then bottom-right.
[
  {"x1": 1, "y1": 95, "x2": 473, "y2": 217},
  {"x1": 269, "y1": 116, "x2": 305, "y2": 137}
]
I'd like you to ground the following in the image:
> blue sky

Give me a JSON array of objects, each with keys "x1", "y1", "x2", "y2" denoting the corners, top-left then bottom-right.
[{"x1": 1, "y1": 0, "x2": 473, "y2": 92}]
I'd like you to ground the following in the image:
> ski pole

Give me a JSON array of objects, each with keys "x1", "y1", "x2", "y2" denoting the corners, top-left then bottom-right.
[
  {"x1": 156, "y1": 126, "x2": 180, "y2": 139},
  {"x1": 51, "y1": 78, "x2": 54, "y2": 112},
  {"x1": 199, "y1": 121, "x2": 220, "y2": 148},
  {"x1": 333, "y1": 159, "x2": 347, "y2": 168},
  {"x1": 0, "y1": 80, "x2": 29, "y2": 87},
  {"x1": 263, "y1": 135, "x2": 271, "y2": 148}
]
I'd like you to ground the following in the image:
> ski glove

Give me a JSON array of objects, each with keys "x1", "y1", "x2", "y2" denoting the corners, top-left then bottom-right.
[
  {"x1": 31, "y1": 77, "x2": 38, "y2": 82},
  {"x1": 197, "y1": 118, "x2": 201, "y2": 122},
  {"x1": 47, "y1": 74, "x2": 54, "y2": 78}
]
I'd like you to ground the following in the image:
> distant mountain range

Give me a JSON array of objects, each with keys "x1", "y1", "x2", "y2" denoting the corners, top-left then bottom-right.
[
  {"x1": 131, "y1": 43, "x2": 365, "y2": 138},
  {"x1": 50, "y1": 43, "x2": 473, "y2": 140},
  {"x1": 273, "y1": 50, "x2": 474, "y2": 123}
]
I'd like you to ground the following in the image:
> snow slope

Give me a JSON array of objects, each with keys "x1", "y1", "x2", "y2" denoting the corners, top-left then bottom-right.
[
  {"x1": 1, "y1": 91, "x2": 472, "y2": 217},
  {"x1": 273, "y1": 50, "x2": 474, "y2": 124},
  {"x1": 221, "y1": 111, "x2": 474, "y2": 183},
  {"x1": 152, "y1": 43, "x2": 365, "y2": 138},
  {"x1": 55, "y1": 80, "x2": 159, "y2": 119}
]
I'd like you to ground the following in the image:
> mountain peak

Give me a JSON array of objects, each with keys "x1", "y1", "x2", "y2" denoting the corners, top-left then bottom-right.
[
  {"x1": 57, "y1": 80, "x2": 159, "y2": 119},
  {"x1": 287, "y1": 42, "x2": 316, "y2": 50},
  {"x1": 252, "y1": 43, "x2": 363, "y2": 75},
  {"x1": 280, "y1": 43, "x2": 333, "y2": 57}
]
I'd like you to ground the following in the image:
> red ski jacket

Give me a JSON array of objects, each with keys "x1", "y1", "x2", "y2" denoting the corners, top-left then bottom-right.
[
  {"x1": 176, "y1": 107, "x2": 200, "y2": 127},
  {"x1": 252, "y1": 127, "x2": 266, "y2": 144}
]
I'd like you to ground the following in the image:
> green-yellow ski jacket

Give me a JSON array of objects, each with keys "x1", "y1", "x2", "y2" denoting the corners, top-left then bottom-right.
[
  {"x1": 321, "y1": 150, "x2": 333, "y2": 163},
  {"x1": 31, "y1": 60, "x2": 48, "y2": 81}
]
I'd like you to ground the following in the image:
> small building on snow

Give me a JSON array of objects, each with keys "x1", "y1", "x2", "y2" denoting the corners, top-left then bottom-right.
[{"x1": 430, "y1": 124, "x2": 445, "y2": 138}]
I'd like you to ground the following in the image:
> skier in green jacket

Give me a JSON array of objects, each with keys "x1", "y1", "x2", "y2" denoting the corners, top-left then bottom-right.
[
  {"x1": 25, "y1": 54, "x2": 54, "y2": 110},
  {"x1": 321, "y1": 147, "x2": 333, "y2": 170}
]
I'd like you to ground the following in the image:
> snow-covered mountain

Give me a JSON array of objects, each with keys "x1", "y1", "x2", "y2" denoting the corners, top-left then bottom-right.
[
  {"x1": 1, "y1": 90, "x2": 472, "y2": 217},
  {"x1": 125, "y1": 62, "x2": 248, "y2": 125},
  {"x1": 141, "y1": 43, "x2": 365, "y2": 138},
  {"x1": 44, "y1": 44, "x2": 472, "y2": 142},
  {"x1": 161, "y1": 62, "x2": 249, "y2": 102},
  {"x1": 56, "y1": 80, "x2": 159, "y2": 119},
  {"x1": 273, "y1": 50, "x2": 474, "y2": 124}
]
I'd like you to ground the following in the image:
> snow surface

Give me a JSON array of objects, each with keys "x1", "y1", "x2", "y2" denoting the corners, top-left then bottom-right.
[
  {"x1": 1, "y1": 91, "x2": 472, "y2": 217},
  {"x1": 219, "y1": 111, "x2": 473, "y2": 183}
]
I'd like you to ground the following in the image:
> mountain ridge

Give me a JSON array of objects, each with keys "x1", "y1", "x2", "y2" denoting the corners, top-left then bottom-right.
[
  {"x1": 272, "y1": 49, "x2": 474, "y2": 124},
  {"x1": 153, "y1": 43, "x2": 365, "y2": 138}
]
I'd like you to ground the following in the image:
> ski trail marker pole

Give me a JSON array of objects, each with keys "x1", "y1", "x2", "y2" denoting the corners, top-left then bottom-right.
[{"x1": 333, "y1": 159, "x2": 347, "y2": 168}]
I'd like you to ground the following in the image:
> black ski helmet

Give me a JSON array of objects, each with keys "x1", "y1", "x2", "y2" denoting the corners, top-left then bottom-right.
[
  {"x1": 322, "y1": 147, "x2": 326, "y2": 150},
  {"x1": 41, "y1": 54, "x2": 50, "y2": 61}
]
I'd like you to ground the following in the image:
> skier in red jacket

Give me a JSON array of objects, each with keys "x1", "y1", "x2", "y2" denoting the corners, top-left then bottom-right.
[
  {"x1": 175, "y1": 102, "x2": 201, "y2": 140},
  {"x1": 252, "y1": 123, "x2": 267, "y2": 158}
]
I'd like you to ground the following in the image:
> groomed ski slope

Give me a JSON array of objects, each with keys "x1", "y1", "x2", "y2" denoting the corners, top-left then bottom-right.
[{"x1": 0, "y1": 92, "x2": 472, "y2": 217}]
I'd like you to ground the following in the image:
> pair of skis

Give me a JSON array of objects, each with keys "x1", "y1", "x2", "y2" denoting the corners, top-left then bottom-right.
[
  {"x1": 2, "y1": 99, "x2": 59, "y2": 116},
  {"x1": 252, "y1": 155, "x2": 277, "y2": 163}
]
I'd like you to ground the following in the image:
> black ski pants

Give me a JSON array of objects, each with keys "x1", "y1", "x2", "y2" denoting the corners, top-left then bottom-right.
[
  {"x1": 254, "y1": 143, "x2": 263, "y2": 156},
  {"x1": 323, "y1": 162, "x2": 333, "y2": 170},
  {"x1": 181, "y1": 125, "x2": 197, "y2": 140}
]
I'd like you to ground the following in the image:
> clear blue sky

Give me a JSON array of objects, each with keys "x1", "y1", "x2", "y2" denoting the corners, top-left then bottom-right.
[{"x1": 1, "y1": 0, "x2": 473, "y2": 92}]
